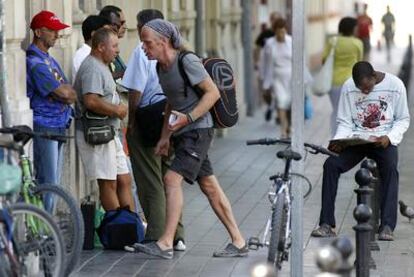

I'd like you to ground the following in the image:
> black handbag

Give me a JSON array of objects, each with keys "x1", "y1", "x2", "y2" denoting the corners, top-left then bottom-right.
[
  {"x1": 82, "y1": 111, "x2": 115, "y2": 145},
  {"x1": 135, "y1": 98, "x2": 166, "y2": 147}
]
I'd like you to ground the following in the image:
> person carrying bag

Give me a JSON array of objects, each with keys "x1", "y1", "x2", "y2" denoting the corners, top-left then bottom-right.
[{"x1": 312, "y1": 37, "x2": 337, "y2": 97}]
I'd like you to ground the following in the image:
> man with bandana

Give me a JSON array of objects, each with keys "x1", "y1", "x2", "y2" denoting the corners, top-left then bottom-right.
[
  {"x1": 128, "y1": 19, "x2": 248, "y2": 259},
  {"x1": 26, "y1": 10, "x2": 76, "y2": 190},
  {"x1": 122, "y1": 10, "x2": 186, "y2": 251}
]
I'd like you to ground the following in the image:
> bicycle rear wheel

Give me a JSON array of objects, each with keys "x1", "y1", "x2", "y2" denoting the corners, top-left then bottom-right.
[
  {"x1": 32, "y1": 184, "x2": 84, "y2": 275},
  {"x1": 10, "y1": 202, "x2": 65, "y2": 277},
  {"x1": 290, "y1": 172, "x2": 312, "y2": 199},
  {"x1": 268, "y1": 191, "x2": 287, "y2": 273}
]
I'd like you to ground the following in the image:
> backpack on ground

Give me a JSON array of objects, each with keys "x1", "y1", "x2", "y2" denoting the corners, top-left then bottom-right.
[
  {"x1": 177, "y1": 51, "x2": 239, "y2": 128},
  {"x1": 97, "y1": 207, "x2": 145, "y2": 250}
]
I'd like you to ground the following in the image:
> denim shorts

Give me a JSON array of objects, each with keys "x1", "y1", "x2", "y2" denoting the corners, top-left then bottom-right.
[{"x1": 170, "y1": 128, "x2": 214, "y2": 184}]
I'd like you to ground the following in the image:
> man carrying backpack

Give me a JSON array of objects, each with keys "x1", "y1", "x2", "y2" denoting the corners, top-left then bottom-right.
[{"x1": 130, "y1": 19, "x2": 247, "y2": 259}]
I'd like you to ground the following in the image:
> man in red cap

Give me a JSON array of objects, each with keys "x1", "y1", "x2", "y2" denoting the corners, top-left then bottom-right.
[{"x1": 26, "y1": 10, "x2": 76, "y2": 204}]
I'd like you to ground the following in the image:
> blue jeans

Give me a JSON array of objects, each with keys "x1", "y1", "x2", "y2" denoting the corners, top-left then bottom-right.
[{"x1": 33, "y1": 124, "x2": 66, "y2": 210}]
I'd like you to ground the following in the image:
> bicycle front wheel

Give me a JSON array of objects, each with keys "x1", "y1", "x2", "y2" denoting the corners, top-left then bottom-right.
[
  {"x1": 268, "y1": 191, "x2": 287, "y2": 272},
  {"x1": 32, "y1": 184, "x2": 85, "y2": 275},
  {"x1": 10, "y1": 202, "x2": 65, "y2": 277}
]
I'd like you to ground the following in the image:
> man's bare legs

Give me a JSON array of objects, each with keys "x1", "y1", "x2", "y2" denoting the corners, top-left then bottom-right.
[
  {"x1": 157, "y1": 170, "x2": 184, "y2": 249},
  {"x1": 98, "y1": 174, "x2": 135, "y2": 212},
  {"x1": 117, "y1": 173, "x2": 135, "y2": 211},
  {"x1": 98, "y1": 179, "x2": 119, "y2": 210},
  {"x1": 157, "y1": 171, "x2": 245, "y2": 250},
  {"x1": 198, "y1": 175, "x2": 245, "y2": 248}
]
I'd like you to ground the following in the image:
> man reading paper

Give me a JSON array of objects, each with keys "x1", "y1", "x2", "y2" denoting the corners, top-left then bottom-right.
[{"x1": 311, "y1": 61, "x2": 410, "y2": 241}]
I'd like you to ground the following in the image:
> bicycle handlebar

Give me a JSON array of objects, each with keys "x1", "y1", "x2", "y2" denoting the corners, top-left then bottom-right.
[
  {"x1": 246, "y1": 138, "x2": 338, "y2": 157},
  {"x1": 0, "y1": 125, "x2": 73, "y2": 145}
]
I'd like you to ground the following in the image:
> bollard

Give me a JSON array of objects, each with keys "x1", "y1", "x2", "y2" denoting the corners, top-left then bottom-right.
[
  {"x1": 353, "y1": 204, "x2": 372, "y2": 277},
  {"x1": 360, "y1": 159, "x2": 381, "y2": 243},
  {"x1": 354, "y1": 168, "x2": 373, "y2": 205},
  {"x1": 354, "y1": 168, "x2": 376, "y2": 270},
  {"x1": 331, "y1": 237, "x2": 354, "y2": 277},
  {"x1": 315, "y1": 244, "x2": 342, "y2": 277}
]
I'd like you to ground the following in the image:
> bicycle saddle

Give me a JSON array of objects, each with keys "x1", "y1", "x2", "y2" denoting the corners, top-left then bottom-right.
[
  {"x1": 10, "y1": 125, "x2": 33, "y2": 145},
  {"x1": 277, "y1": 149, "x2": 302, "y2": 161}
]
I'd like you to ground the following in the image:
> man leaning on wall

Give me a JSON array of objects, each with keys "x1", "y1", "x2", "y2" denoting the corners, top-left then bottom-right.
[{"x1": 26, "y1": 11, "x2": 76, "y2": 194}]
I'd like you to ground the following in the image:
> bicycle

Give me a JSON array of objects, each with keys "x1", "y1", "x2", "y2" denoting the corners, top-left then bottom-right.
[
  {"x1": 246, "y1": 138, "x2": 337, "y2": 274},
  {"x1": 0, "y1": 125, "x2": 84, "y2": 276},
  {"x1": 0, "y1": 156, "x2": 65, "y2": 276}
]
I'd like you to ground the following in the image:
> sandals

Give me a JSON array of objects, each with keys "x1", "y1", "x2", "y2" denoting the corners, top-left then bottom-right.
[
  {"x1": 378, "y1": 226, "x2": 394, "y2": 241},
  {"x1": 212, "y1": 243, "x2": 249, "y2": 257},
  {"x1": 311, "y1": 223, "x2": 337, "y2": 238},
  {"x1": 125, "y1": 242, "x2": 173, "y2": 259}
]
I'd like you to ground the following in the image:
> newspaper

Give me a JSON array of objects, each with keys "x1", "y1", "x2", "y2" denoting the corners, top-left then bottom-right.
[{"x1": 329, "y1": 136, "x2": 376, "y2": 148}]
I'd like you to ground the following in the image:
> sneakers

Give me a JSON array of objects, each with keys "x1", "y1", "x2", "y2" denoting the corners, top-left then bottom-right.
[
  {"x1": 125, "y1": 242, "x2": 173, "y2": 259},
  {"x1": 311, "y1": 223, "x2": 337, "y2": 238},
  {"x1": 173, "y1": 239, "x2": 186, "y2": 251},
  {"x1": 378, "y1": 225, "x2": 394, "y2": 241},
  {"x1": 212, "y1": 243, "x2": 249, "y2": 258}
]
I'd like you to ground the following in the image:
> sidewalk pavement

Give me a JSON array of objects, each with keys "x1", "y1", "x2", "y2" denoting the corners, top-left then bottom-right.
[{"x1": 72, "y1": 46, "x2": 414, "y2": 277}]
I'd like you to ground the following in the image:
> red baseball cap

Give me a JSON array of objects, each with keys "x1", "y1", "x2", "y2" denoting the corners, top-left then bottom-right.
[{"x1": 30, "y1": 10, "x2": 70, "y2": 31}]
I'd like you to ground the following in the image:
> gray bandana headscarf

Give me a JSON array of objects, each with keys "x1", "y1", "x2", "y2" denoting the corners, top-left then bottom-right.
[{"x1": 143, "y1": 19, "x2": 182, "y2": 49}]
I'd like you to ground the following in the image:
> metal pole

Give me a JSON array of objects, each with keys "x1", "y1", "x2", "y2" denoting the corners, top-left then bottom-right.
[
  {"x1": 195, "y1": 0, "x2": 204, "y2": 56},
  {"x1": 241, "y1": 0, "x2": 255, "y2": 116},
  {"x1": 291, "y1": 0, "x2": 305, "y2": 276},
  {"x1": 0, "y1": 0, "x2": 11, "y2": 127}
]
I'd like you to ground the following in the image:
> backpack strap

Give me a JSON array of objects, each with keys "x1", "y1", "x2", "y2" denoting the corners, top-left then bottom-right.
[{"x1": 177, "y1": 50, "x2": 204, "y2": 98}]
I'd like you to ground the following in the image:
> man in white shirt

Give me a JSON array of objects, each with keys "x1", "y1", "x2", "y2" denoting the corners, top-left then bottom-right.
[
  {"x1": 72, "y1": 15, "x2": 110, "y2": 81},
  {"x1": 311, "y1": 61, "x2": 410, "y2": 241}
]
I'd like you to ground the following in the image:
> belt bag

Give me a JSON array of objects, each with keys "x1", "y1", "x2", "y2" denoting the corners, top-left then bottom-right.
[{"x1": 82, "y1": 111, "x2": 115, "y2": 145}]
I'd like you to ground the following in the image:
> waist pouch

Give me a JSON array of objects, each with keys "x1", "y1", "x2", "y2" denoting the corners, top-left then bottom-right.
[{"x1": 82, "y1": 111, "x2": 115, "y2": 145}]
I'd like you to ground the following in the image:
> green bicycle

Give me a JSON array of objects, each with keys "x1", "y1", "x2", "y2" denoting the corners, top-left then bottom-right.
[
  {"x1": 0, "y1": 125, "x2": 84, "y2": 276},
  {"x1": 1, "y1": 140, "x2": 65, "y2": 276}
]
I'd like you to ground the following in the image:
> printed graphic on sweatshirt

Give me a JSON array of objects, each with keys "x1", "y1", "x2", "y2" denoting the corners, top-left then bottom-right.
[{"x1": 355, "y1": 97, "x2": 389, "y2": 129}]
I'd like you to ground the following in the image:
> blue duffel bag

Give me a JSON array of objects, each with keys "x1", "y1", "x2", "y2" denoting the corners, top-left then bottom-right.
[{"x1": 97, "y1": 207, "x2": 145, "y2": 250}]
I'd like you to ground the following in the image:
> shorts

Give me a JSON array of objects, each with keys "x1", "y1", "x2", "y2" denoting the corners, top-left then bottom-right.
[
  {"x1": 170, "y1": 128, "x2": 214, "y2": 184},
  {"x1": 76, "y1": 130, "x2": 129, "y2": 182}
]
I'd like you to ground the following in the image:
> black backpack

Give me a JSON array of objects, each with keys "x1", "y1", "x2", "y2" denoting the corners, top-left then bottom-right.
[{"x1": 177, "y1": 51, "x2": 238, "y2": 128}]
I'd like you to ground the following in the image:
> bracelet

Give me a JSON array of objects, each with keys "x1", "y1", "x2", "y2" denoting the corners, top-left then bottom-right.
[{"x1": 186, "y1": 112, "x2": 195, "y2": 123}]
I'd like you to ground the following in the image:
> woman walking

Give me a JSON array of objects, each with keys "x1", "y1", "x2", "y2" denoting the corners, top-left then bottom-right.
[{"x1": 323, "y1": 17, "x2": 363, "y2": 135}]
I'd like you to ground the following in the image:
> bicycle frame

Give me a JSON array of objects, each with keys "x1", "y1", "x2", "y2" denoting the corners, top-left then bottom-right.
[{"x1": 261, "y1": 174, "x2": 292, "y2": 253}]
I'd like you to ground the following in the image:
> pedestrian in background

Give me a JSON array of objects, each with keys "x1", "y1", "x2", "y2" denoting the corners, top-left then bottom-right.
[
  {"x1": 381, "y1": 5, "x2": 395, "y2": 62},
  {"x1": 357, "y1": 3, "x2": 373, "y2": 61},
  {"x1": 324, "y1": 17, "x2": 363, "y2": 136},
  {"x1": 262, "y1": 18, "x2": 292, "y2": 138},
  {"x1": 254, "y1": 11, "x2": 281, "y2": 122}
]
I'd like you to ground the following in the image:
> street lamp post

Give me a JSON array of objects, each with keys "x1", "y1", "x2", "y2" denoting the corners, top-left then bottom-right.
[{"x1": 291, "y1": 0, "x2": 305, "y2": 276}]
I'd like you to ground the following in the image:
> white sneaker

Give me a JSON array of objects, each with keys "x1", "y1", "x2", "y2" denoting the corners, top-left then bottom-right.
[{"x1": 173, "y1": 240, "x2": 186, "y2": 251}]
